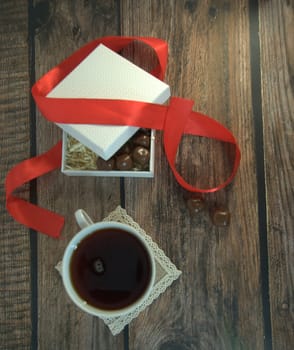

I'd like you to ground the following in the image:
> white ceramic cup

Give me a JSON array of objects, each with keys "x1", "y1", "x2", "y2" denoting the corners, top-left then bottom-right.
[{"x1": 62, "y1": 209, "x2": 155, "y2": 317}]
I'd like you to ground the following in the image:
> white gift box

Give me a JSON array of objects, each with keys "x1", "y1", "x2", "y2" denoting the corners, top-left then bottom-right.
[{"x1": 47, "y1": 44, "x2": 170, "y2": 177}]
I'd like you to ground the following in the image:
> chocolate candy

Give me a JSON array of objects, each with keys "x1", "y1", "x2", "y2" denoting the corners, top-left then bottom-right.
[
  {"x1": 96, "y1": 157, "x2": 115, "y2": 170},
  {"x1": 95, "y1": 129, "x2": 152, "y2": 172},
  {"x1": 116, "y1": 154, "x2": 133, "y2": 170},
  {"x1": 133, "y1": 162, "x2": 149, "y2": 171},
  {"x1": 186, "y1": 196, "x2": 205, "y2": 215},
  {"x1": 132, "y1": 146, "x2": 150, "y2": 166},
  {"x1": 140, "y1": 128, "x2": 151, "y2": 135},
  {"x1": 211, "y1": 207, "x2": 231, "y2": 226},
  {"x1": 133, "y1": 133, "x2": 150, "y2": 148},
  {"x1": 116, "y1": 143, "x2": 132, "y2": 156}
]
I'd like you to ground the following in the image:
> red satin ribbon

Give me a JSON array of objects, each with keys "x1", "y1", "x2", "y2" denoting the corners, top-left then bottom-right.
[{"x1": 5, "y1": 36, "x2": 240, "y2": 238}]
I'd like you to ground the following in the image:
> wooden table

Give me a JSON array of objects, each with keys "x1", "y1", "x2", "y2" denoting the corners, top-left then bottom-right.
[{"x1": 1, "y1": 1, "x2": 293, "y2": 349}]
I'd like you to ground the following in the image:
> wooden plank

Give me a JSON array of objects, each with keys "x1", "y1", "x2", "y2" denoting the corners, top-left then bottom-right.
[
  {"x1": 33, "y1": 1, "x2": 124, "y2": 348},
  {"x1": 259, "y1": 1, "x2": 294, "y2": 349},
  {"x1": 0, "y1": 1, "x2": 31, "y2": 349},
  {"x1": 121, "y1": 1, "x2": 264, "y2": 349}
]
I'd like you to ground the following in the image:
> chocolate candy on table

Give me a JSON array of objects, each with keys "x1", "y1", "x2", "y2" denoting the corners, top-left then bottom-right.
[
  {"x1": 96, "y1": 157, "x2": 115, "y2": 170},
  {"x1": 132, "y1": 146, "x2": 150, "y2": 166},
  {"x1": 211, "y1": 207, "x2": 231, "y2": 226},
  {"x1": 116, "y1": 154, "x2": 133, "y2": 170},
  {"x1": 186, "y1": 195, "x2": 206, "y2": 215}
]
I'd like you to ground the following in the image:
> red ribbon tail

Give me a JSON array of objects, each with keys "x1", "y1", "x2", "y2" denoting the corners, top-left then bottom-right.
[{"x1": 5, "y1": 142, "x2": 65, "y2": 238}]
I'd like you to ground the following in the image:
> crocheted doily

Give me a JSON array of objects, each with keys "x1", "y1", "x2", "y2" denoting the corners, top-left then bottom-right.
[{"x1": 56, "y1": 206, "x2": 181, "y2": 335}]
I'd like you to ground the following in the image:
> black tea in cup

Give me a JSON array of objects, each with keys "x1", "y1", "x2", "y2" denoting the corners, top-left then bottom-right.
[{"x1": 70, "y1": 227, "x2": 152, "y2": 311}]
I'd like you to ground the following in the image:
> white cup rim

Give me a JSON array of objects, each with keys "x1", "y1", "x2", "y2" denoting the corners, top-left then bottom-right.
[{"x1": 62, "y1": 221, "x2": 155, "y2": 317}]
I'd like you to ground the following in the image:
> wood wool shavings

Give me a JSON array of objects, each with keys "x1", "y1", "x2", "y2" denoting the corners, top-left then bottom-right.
[{"x1": 65, "y1": 135, "x2": 97, "y2": 170}]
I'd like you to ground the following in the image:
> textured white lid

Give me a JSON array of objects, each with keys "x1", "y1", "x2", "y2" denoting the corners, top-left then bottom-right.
[{"x1": 47, "y1": 44, "x2": 170, "y2": 159}]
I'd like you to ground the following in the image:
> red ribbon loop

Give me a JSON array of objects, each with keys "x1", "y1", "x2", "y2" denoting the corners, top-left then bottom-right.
[{"x1": 5, "y1": 36, "x2": 241, "y2": 237}]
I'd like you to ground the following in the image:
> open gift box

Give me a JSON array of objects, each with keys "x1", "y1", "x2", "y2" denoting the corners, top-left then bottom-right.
[
  {"x1": 61, "y1": 129, "x2": 156, "y2": 177},
  {"x1": 47, "y1": 44, "x2": 170, "y2": 177}
]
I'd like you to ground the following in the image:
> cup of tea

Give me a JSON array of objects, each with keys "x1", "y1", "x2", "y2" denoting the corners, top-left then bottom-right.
[{"x1": 62, "y1": 209, "x2": 156, "y2": 317}]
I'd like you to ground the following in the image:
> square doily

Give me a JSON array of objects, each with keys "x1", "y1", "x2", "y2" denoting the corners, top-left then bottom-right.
[{"x1": 56, "y1": 206, "x2": 181, "y2": 335}]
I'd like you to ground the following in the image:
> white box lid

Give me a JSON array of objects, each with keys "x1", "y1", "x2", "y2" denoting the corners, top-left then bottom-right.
[{"x1": 47, "y1": 44, "x2": 170, "y2": 160}]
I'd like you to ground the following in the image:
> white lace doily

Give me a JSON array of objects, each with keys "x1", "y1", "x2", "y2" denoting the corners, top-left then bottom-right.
[{"x1": 56, "y1": 206, "x2": 181, "y2": 335}]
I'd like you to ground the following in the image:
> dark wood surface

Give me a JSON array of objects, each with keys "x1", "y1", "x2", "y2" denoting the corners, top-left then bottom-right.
[
  {"x1": 0, "y1": 1, "x2": 293, "y2": 349},
  {"x1": 0, "y1": 1, "x2": 31, "y2": 349},
  {"x1": 259, "y1": 1, "x2": 294, "y2": 349}
]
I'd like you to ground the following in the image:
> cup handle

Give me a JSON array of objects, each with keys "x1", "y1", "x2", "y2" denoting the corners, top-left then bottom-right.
[{"x1": 75, "y1": 209, "x2": 94, "y2": 229}]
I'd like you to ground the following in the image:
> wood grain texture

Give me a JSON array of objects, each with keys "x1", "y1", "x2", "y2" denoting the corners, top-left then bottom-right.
[
  {"x1": 33, "y1": 1, "x2": 123, "y2": 349},
  {"x1": 0, "y1": 1, "x2": 31, "y2": 349},
  {"x1": 2, "y1": 0, "x2": 292, "y2": 348},
  {"x1": 259, "y1": 1, "x2": 294, "y2": 349},
  {"x1": 121, "y1": 1, "x2": 263, "y2": 349}
]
